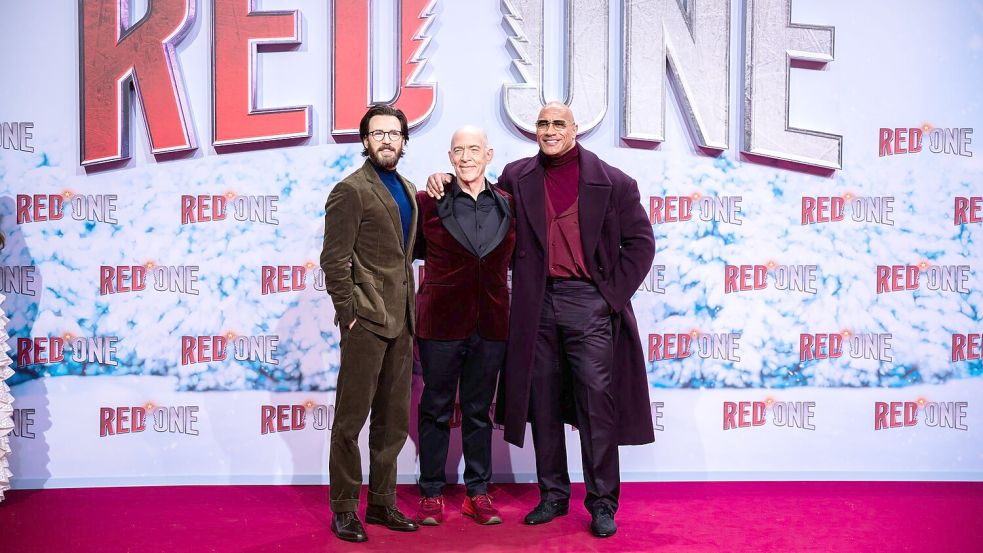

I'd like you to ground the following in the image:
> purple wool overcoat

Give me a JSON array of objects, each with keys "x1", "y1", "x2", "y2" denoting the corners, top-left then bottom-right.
[{"x1": 494, "y1": 146, "x2": 656, "y2": 447}]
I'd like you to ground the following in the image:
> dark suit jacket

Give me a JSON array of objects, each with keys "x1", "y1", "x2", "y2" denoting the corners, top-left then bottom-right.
[
  {"x1": 320, "y1": 161, "x2": 418, "y2": 339},
  {"x1": 414, "y1": 180, "x2": 516, "y2": 341},
  {"x1": 495, "y1": 146, "x2": 656, "y2": 447}
]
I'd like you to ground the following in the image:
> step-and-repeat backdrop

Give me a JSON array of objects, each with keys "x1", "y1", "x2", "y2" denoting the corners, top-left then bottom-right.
[{"x1": 1, "y1": 0, "x2": 981, "y2": 487}]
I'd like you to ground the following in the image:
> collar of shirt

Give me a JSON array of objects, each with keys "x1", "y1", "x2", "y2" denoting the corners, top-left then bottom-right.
[
  {"x1": 538, "y1": 142, "x2": 580, "y2": 169},
  {"x1": 370, "y1": 160, "x2": 398, "y2": 177},
  {"x1": 451, "y1": 178, "x2": 490, "y2": 199}
]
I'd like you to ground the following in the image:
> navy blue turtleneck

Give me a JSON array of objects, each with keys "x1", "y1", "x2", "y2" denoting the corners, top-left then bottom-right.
[{"x1": 372, "y1": 164, "x2": 412, "y2": 248}]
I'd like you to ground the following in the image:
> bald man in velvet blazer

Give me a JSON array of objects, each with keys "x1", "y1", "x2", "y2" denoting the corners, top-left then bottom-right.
[{"x1": 412, "y1": 126, "x2": 515, "y2": 527}]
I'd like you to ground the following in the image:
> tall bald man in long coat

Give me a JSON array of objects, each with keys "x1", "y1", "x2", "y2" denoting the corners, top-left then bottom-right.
[{"x1": 428, "y1": 102, "x2": 655, "y2": 538}]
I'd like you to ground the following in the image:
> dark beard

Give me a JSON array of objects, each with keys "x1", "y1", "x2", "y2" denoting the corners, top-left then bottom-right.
[{"x1": 370, "y1": 145, "x2": 400, "y2": 170}]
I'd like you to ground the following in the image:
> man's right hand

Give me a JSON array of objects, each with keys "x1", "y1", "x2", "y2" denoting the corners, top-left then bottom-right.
[{"x1": 426, "y1": 173, "x2": 452, "y2": 199}]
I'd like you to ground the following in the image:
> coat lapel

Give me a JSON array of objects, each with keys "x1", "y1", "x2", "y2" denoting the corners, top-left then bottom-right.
[
  {"x1": 484, "y1": 183, "x2": 513, "y2": 257},
  {"x1": 516, "y1": 162, "x2": 547, "y2": 251},
  {"x1": 578, "y1": 149, "x2": 612, "y2": 259}
]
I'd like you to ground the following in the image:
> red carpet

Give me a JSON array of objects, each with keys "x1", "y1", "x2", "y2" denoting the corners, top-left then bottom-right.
[{"x1": 3, "y1": 482, "x2": 982, "y2": 552}]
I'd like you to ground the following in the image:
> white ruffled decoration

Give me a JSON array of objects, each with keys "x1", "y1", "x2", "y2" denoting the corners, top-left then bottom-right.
[{"x1": 0, "y1": 292, "x2": 13, "y2": 501}]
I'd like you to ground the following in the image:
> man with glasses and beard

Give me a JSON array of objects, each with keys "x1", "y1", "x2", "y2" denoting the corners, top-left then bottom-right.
[{"x1": 320, "y1": 104, "x2": 420, "y2": 542}]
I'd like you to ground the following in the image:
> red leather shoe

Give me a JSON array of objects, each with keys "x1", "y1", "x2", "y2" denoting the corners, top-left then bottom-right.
[
  {"x1": 416, "y1": 495, "x2": 444, "y2": 525},
  {"x1": 462, "y1": 494, "x2": 502, "y2": 525}
]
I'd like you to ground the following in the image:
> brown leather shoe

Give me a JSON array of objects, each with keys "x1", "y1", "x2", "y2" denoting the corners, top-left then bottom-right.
[
  {"x1": 365, "y1": 504, "x2": 419, "y2": 532},
  {"x1": 331, "y1": 511, "x2": 368, "y2": 542}
]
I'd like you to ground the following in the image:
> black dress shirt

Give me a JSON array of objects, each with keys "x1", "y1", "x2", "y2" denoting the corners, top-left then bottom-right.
[{"x1": 451, "y1": 180, "x2": 503, "y2": 256}]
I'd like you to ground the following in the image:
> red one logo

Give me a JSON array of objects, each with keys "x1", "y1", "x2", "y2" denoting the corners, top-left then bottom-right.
[{"x1": 181, "y1": 336, "x2": 228, "y2": 365}]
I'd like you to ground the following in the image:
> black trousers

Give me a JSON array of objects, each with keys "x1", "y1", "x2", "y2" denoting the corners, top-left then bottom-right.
[
  {"x1": 329, "y1": 320, "x2": 413, "y2": 513},
  {"x1": 529, "y1": 279, "x2": 619, "y2": 511},
  {"x1": 418, "y1": 332, "x2": 506, "y2": 497}
]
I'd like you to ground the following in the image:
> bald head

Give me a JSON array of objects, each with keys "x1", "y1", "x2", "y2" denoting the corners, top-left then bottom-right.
[
  {"x1": 539, "y1": 101, "x2": 575, "y2": 124},
  {"x1": 536, "y1": 102, "x2": 578, "y2": 157},
  {"x1": 448, "y1": 125, "x2": 494, "y2": 188},
  {"x1": 449, "y1": 125, "x2": 488, "y2": 150}
]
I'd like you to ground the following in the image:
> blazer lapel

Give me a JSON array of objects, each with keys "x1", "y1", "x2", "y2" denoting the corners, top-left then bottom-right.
[
  {"x1": 397, "y1": 172, "x2": 418, "y2": 259},
  {"x1": 437, "y1": 180, "x2": 478, "y2": 256},
  {"x1": 516, "y1": 162, "x2": 547, "y2": 251},
  {"x1": 484, "y1": 183, "x2": 513, "y2": 257},
  {"x1": 363, "y1": 162, "x2": 406, "y2": 253}
]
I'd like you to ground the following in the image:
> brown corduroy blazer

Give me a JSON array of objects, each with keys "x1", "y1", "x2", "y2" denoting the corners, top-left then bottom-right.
[{"x1": 320, "y1": 161, "x2": 418, "y2": 339}]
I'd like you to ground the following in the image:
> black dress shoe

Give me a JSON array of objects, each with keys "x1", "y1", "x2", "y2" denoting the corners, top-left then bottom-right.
[
  {"x1": 331, "y1": 511, "x2": 368, "y2": 543},
  {"x1": 365, "y1": 504, "x2": 419, "y2": 532},
  {"x1": 523, "y1": 500, "x2": 569, "y2": 525},
  {"x1": 589, "y1": 504, "x2": 617, "y2": 538}
]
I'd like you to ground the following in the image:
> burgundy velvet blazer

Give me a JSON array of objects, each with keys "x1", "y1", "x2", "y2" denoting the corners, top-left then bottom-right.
[{"x1": 413, "y1": 182, "x2": 516, "y2": 341}]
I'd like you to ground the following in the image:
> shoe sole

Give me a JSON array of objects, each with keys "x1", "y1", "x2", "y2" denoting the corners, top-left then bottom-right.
[
  {"x1": 418, "y1": 515, "x2": 442, "y2": 526},
  {"x1": 332, "y1": 530, "x2": 367, "y2": 543},
  {"x1": 364, "y1": 517, "x2": 419, "y2": 532},
  {"x1": 591, "y1": 528, "x2": 617, "y2": 538},
  {"x1": 463, "y1": 510, "x2": 502, "y2": 525}
]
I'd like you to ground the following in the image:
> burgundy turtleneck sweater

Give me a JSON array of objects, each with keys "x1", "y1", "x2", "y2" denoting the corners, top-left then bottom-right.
[{"x1": 541, "y1": 144, "x2": 591, "y2": 280}]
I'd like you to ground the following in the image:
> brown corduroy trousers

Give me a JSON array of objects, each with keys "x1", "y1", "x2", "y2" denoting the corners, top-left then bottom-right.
[{"x1": 329, "y1": 319, "x2": 413, "y2": 513}]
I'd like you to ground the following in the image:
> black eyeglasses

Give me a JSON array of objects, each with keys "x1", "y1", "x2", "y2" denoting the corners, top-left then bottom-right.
[
  {"x1": 535, "y1": 119, "x2": 568, "y2": 131},
  {"x1": 368, "y1": 130, "x2": 404, "y2": 142}
]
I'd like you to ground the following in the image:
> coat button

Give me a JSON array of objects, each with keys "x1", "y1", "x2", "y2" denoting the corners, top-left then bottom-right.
[
  {"x1": 598, "y1": 266, "x2": 605, "y2": 272},
  {"x1": 519, "y1": 250, "x2": 526, "y2": 258}
]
